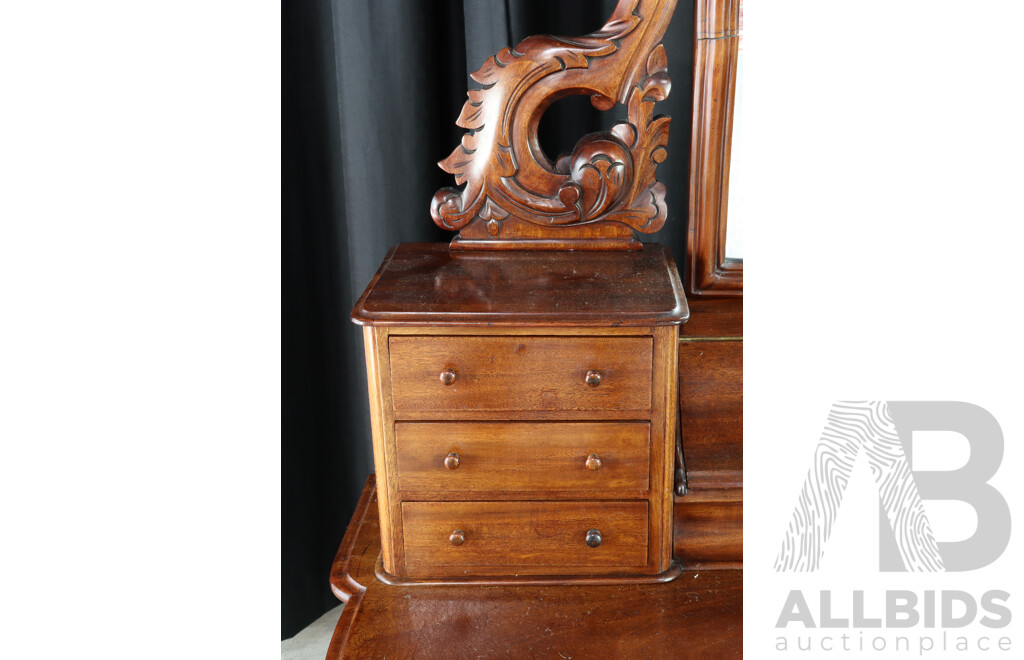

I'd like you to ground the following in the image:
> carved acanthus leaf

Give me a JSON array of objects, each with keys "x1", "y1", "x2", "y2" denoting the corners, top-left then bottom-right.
[{"x1": 430, "y1": 0, "x2": 679, "y2": 247}]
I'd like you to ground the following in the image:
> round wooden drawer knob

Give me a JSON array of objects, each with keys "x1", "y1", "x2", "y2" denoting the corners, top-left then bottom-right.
[
  {"x1": 444, "y1": 452, "x2": 460, "y2": 470},
  {"x1": 585, "y1": 453, "x2": 602, "y2": 471},
  {"x1": 585, "y1": 370, "x2": 602, "y2": 387},
  {"x1": 585, "y1": 529, "x2": 602, "y2": 548},
  {"x1": 449, "y1": 530, "x2": 466, "y2": 546},
  {"x1": 440, "y1": 368, "x2": 457, "y2": 386}
]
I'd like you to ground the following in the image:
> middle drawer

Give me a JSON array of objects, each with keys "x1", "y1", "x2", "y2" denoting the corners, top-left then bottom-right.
[{"x1": 395, "y1": 421, "x2": 651, "y2": 497}]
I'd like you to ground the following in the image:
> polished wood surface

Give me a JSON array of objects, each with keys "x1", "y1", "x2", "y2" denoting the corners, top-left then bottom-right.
[
  {"x1": 680, "y1": 296, "x2": 742, "y2": 337},
  {"x1": 674, "y1": 295, "x2": 742, "y2": 567},
  {"x1": 395, "y1": 421, "x2": 651, "y2": 497},
  {"x1": 364, "y1": 324, "x2": 679, "y2": 579},
  {"x1": 431, "y1": 0, "x2": 679, "y2": 249},
  {"x1": 678, "y1": 339, "x2": 742, "y2": 481},
  {"x1": 354, "y1": 243, "x2": 684, "y2": 580},
  {"x1": 674, "y1": 488, "x2": 743, "y2": 569},
  {"x1": 696, "y1": 0, "x2": 742, "y2": 38},
  {"x1": 402, "y1": 501, "x2": 649, "y2": 576},
  {"x1": 649, "y1": 324, "x2": 680, "y2": 574},
  {"x1": 328, "y1": 477, "x2": 742, "y2": 659},
  {"x1": 688, "y1": 0, "x2": 743, "y2": 295},
  {"x1": 389, "y1": 335, "x2": 654, "y2": 415},
  {"x1": 360, "y1": 325, "x2": 401, "y2": 573},
  {"x1": 351, "y1": 243, "x2": 687, "y2": 327},
  {"x1": 679, "y1": 1, "x2": 744, "y2": 562}
]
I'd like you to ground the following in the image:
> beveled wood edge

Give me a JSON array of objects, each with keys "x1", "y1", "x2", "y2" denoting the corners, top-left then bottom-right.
[
  {"x1": 375, "y1": 327, "x2": 405, "y2": 573},
  {"x1": 696, "y1": 0, "x2": 741, "y2": 39},
  {"x1": 325, "y1": 476, "x2": 377, "y2": 660},
  {"x1": 349, "y1": 244, "x2": 690, "y2": 326},
  {"x1": 686, "y1": 469, "x2": 743, "y2": 491},
  {"x1": 374, "y1": 554, "x2": 684, "y2": 586},
  {"x1": 661, "y1": 244, "x2": 691, "y2": 322},
  {"x1": 683, "y1": 561, "x2": 743, "y2": 571},
  {"x1": 673, "y1": 484, "x2": 743, "y2": 568},
  {"x1": 450, "y1": 237, "x2": 644, "y2": 252},
  {"x1": 352, "y1": 313, "x2": 689, "y2": 328},
  {"x1": 363, "y1": 327, "x2": 405, "y2": 574},
  {"x1": 397, "y1": 489, "x2": 653, "y2": 501},
  {"x1": 676, "y1": 485, "x2": 743, "y2": 503},
  {"x1": 352, "y1": 314, "x2": 689, "y2": 328},
  {"x1": 687, "y1": 0, "x2": 743, "y2": 297},
  {"x1": 329, "y1": 474, "x2": 376, "y2": 603},
  {"x1": 651, "y1": 325, "x2": 678, "y2": 571},
  {"x1": 386, "y1": 326, "x2": 657, "y2": 336},
  {"x1": 349, "y1": 245, "x2": 398, "y2": 326},
  {"x1": 392, "y1": 410, "x2": 656, "y2": 422}
]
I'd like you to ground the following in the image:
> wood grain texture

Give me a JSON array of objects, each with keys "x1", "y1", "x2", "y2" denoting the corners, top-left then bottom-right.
[
  {"x1": 327, "y1": 477, "x2": 742, "y2": 659},
  {"x1": 361, "y1": 326, "x2": 402, "y2": 574},
  {"x1": 680, "y1": 296, "x2": 742, "y2": 338},
  {"x1": 673, "y1": 296, "x2": 743, "y2": 567},
  {"x1": 649, "y1": 324, "x2": 678, "y2": 572},
  {"x1": 354, "y1": 245, "x2": 685, "y2": 580},
  {"x1": 389, "y1": 335, "x2": 653, "y2": 415},
  {"x1": 431, "y1": 0, "x2": 680, "y2": 249},
  {"x1": 351, "y1": 243, "x2": 687, "y2": 327},
  {"x1": 387, "y1": 326, "x2": 655, "y2": 336},
  {"x1": 695, "y1": 0, "x2": 741, "y2": 38},
  {"x1": 395, "y1": 421, "x2": 651, "y2": 497},
  {"x1": 688, "y1": 0, "x2": 743, "y2": 295},
  {"x1": 687, "y1": 470, "x2": 743, "y2": 490},
  {"x1": 382, "y1": 408, "x2": 665, "y2": 423},
  {"x1": 365, "y1": 325, "x2": 678, "y2": 579},
  {"x1": 678, "y1": 339, "x2": 742, "y2": 478},
  {"x1": 675, "y1": 294, "x2": 742, "y2": 566},
  {"x1": 402, "y1": 501, "x2": 649, "y2": 576},
  {"x1": 674, "y1": 489, "x2": 743, "y2": 567},
  {"x1": 376, "y1": 558, "x2": 684, "y2": 587}
]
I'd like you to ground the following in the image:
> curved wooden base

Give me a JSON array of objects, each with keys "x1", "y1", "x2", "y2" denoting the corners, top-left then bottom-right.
[
  {"x1": 375, "y1": 556, "x2": 683, "y2": 586},
  {"x1": 327, "y1": 475, "x2": 742, "y2": 659}
]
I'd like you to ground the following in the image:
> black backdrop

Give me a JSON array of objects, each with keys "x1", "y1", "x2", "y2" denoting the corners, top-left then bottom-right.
[{"x1": 283, "y1": 0, "x2": 694, "y2": 637}]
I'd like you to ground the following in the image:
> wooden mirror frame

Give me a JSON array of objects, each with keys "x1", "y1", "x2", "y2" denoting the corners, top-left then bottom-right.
[{"x1": 687, "y1": 0, "x2": 742, "y2": 296}]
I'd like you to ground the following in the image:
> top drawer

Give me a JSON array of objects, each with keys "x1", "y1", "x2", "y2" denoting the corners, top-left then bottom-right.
[{"x1": 389, "y1": 336, "x2": 653, "y2": 415}]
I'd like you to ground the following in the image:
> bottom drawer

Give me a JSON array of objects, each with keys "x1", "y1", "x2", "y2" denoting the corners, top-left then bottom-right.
[{"x1": 401, "y1": 501, "x2": 648, "y2": 576}]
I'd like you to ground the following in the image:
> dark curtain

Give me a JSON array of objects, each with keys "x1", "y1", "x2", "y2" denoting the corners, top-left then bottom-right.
[{"x1": 283, "y1": 0, "x2": 694, "y2": 638}]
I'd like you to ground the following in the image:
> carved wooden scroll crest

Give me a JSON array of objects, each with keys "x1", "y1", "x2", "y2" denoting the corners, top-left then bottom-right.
[{"x1": 431, "y1": 0, "x2": 679, "y2": 250}]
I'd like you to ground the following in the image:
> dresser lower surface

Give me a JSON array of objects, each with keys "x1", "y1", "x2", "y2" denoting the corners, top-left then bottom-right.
[{"x1": 328, "y1": 476, "x2": 742, "y2": 659}]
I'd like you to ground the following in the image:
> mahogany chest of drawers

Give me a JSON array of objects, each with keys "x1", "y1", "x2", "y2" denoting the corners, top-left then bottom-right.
[{"x1": 351, "y1": 242, "x2": 688, "y2": 581}]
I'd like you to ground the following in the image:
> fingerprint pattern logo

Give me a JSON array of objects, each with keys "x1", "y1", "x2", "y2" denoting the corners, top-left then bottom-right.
[{"x1": 774, "y1": 401, "x2": 944, "y2": 572}]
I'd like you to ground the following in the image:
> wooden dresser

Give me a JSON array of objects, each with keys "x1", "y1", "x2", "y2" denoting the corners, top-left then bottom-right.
[
  {"x1": 321, "y1": 1, "x2": 744, "y2": 654},
  {"x1": 352, "y1": 243, "x2": 687, "y2": 582}
]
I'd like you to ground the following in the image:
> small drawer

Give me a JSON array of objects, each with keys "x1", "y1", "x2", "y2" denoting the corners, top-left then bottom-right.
[
  {"x1": 388, "y1": 336, "x2": 653, "y2": 415},
  {"x1": 402, "y1": 501, "x2": 648, "y2": 576},
  {"x1": 401, "y1": 501, "x2": 647, "y2": 573},
  {"x1": 395, "y1": 421, "x2": 650, "y2": 496}
]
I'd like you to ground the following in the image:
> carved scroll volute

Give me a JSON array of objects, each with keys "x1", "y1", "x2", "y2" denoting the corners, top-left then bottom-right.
[{"x1": 431, "y1": 0, "x2": 678, "y2": 250}]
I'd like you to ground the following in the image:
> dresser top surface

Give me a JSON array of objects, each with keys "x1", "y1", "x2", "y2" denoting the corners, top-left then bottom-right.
[{"x1": 351, "y1": 243, "x2": 688, "y2": 326}]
